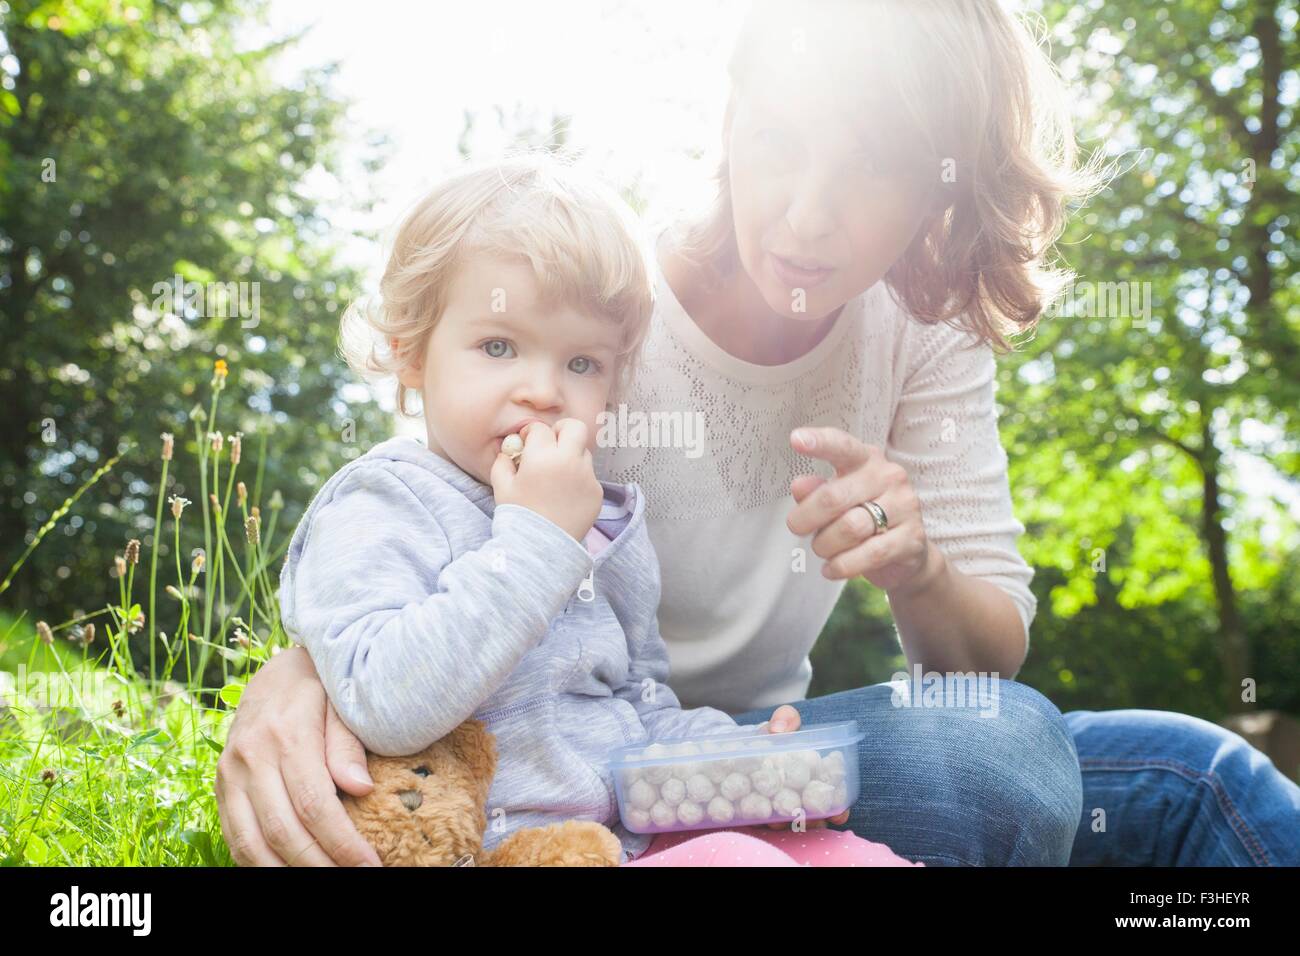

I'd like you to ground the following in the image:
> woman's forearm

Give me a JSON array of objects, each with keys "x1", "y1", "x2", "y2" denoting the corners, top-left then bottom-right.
[{"x1": 883, "y1": 542, "x2": 1027, "y2": 677}]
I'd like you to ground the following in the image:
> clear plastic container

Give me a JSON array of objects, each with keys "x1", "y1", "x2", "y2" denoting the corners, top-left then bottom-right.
[{"x1": 607, "y1": 720, "x2": 863, "y2": 834}]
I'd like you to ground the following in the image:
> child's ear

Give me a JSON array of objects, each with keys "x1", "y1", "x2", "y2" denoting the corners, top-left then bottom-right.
[{"x1": 392, "y1": 336, "x2": 425, "y2": 388}]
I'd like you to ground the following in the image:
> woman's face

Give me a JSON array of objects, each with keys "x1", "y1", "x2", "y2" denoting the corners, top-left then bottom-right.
[{"x1": 726, "y1": 57, "x2": 939, "y2": 323}]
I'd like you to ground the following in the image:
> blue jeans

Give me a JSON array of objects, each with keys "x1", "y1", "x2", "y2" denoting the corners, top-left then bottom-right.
[
  {"x1": 1063, "y1": 709, "x2": 1300, "y2": 865},
  {"x1": 729, "y1": 681, "x2": 1300, "y2": 866}
]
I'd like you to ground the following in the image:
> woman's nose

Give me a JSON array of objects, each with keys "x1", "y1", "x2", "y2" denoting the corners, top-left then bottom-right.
[{"x1": 784, "y1": 172, "x2": 836, "y2": 244}]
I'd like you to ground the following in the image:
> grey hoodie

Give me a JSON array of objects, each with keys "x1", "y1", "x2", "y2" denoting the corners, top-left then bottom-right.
[{"x1": 277, "y1": 435, "x2": 740, "y2": 862}]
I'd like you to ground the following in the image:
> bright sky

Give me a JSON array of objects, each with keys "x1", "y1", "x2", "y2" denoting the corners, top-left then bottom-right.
[{"x1": 253, "y1": 0, "x2": 746, "y2": 273}]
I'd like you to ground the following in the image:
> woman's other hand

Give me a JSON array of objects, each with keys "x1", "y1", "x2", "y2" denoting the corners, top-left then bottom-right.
[{"x1": 215, "y1": 645, "x2": 383, "y2": 866}]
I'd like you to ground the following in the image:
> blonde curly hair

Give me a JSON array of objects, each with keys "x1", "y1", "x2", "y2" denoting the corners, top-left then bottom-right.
[
  {"x1": 341, "y1": 152, "x2": 655, "y2": 417},
  {"x1": 673, "y1": 0, "x2": 1110, "y2": 353}
]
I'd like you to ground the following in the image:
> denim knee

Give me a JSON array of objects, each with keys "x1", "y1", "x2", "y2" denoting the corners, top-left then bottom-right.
[{"x1": 931, "y1": 678, "x2": 1082, "y2": 865}]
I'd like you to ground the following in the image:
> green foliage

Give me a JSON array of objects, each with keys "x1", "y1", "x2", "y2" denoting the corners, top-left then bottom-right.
[{"x1": 0, "y1": 0, "x2": 393, "y2": 622}]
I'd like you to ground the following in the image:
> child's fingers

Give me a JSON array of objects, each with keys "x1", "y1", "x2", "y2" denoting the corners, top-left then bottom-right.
[
  {"x1": 764, "y1": 704, "x2": 801, "y2": 733},
  {"x1": 554, "y1": 417, "x2": 590, "y2": 456},
  {"x1": 489, "y1": 450, "x2": 517, "y2": 492},
  {"x1": 521, "y1": 419, "x2": 556, "y2": 448}
]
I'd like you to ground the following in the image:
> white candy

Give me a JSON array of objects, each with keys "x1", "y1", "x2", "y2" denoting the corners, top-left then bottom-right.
[
  {"x1": 732, "y1": 754, "x2": 764, "y2": 774},
  {"x1": 650, "y1": 801, "x2": 677, "y2": 827},
  {"x1": 794, "y1": 749, "x2": 822, "y2": 771},
  {"x1": 642, "y1": 743, "x2": 674, "y2": 784},
  {"x1": 703, "y1": 758, "x2": 732, "y2": 783},
  {"x1": 832, "y1": 782, "x2": 849, "y2": 809},
  {"x1": 627, "y1": 778, "x2": 657, "y2": 811},
  {"x1": 779, "y1": 754, "x2": 812, "y2": 790},
  {"x1": 802, "y1": 779, "x2": 836, "y2": 816},
  {"x1": 719, "y1": 772, "x2": 752, "y2": 801},
  {"x1": 738, "y1": 792, "x2": 773, "y2": 821},
  {"x1": 686, "y1": 773, "x2": 716, "y2": 802},
  {"x1": 751, "y1": 762, "x2": 782, "y2": 797},
  {"x1": 674, "y1": 763, "x2": 702, "y2": 782},
  {"x1": 621, "y1": 767, "x2": 644, "y2": 787},
  {"x1": 676, "y1": 799, "x2": 705, "y2": 826},
  {"x1": 626, "y1": 806, "x2": 652, "y2": 830},
  {"x1": 660, "y1": 777, "x2": 686, "y2": 806},
  {"x1": 707, "y1": 796, "x2": 736, "y2": 824},
  {"x1": 815, "y1": 749, "x2": 846, "y2": 784},
  {"x1": 816, "y1": 765, "x2": 845, "y2": 788},
  {"x1": 772, "y1": 787, "x2": 803, "y2": 818},
  {"x1": 761, "y1": 755, "x2": 786, "y2": 778},
  {"x1": 501, "y1": 433, "x2": 524, "y2": 461}
]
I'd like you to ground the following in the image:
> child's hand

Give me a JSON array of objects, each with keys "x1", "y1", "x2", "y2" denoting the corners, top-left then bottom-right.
[
  {"x1": 758, "y1": 704, "x2": 853, "y2": 830},
  {"x1": 490, "y1": 418, "x2": 603, "y2": 543}
]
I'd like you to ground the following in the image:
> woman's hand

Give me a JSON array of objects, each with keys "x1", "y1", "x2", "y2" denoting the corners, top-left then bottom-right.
[
  {"x1": 757, "y1": 704, "x2": 851, "y2": 829},
  {"x1": 215, "y1": 645, "x2": 383, "y2": 866},
  {"x1": 786, "y1": 426, "x2": 945, "y2": 598}
]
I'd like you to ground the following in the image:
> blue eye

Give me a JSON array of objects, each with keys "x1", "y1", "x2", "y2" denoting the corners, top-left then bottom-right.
[
  {"x1": 570, "y1": 356, "x2": 602, "y2": 375},
  {"x1": 481, "y1": 339, "x2": 514, "y2": 358}
]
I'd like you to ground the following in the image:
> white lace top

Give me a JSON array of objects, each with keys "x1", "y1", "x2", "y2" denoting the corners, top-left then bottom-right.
[{"x1": 592, "y1": 257, "x2": 1037, "y2": 715}]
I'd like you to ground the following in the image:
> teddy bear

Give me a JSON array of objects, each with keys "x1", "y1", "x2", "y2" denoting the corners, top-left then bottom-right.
[{"x1": 340, "y1": 718, "x2": 624, "y2": 866}]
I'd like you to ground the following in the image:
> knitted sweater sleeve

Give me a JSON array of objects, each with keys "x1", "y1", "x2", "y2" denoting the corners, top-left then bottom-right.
[{"x1": 884, "y1": 317, "x2": 1038, "y2": 660}]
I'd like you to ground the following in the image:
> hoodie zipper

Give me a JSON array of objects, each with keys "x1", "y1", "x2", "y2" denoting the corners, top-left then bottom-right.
[
  {"x1": 564, "y1": 484, "x2": 639, "y2": 612},
  {"x1": 565, "y1": 566, "x2": 595, "y2": 616}
]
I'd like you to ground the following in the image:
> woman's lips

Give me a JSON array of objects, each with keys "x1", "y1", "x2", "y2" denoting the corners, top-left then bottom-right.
[{"x1": 769, "y1": 252, "x2": 835, "y2": 289}]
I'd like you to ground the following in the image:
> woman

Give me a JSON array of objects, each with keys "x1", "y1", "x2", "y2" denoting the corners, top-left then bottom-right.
[{"x1": 214, "y1": 0, "x2": 1300, "y2": 866}]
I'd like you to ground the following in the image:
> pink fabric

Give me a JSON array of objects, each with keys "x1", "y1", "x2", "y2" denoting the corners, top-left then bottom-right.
[{"x1": 621, "y1": 826, "x2": 925, "y2": 867}]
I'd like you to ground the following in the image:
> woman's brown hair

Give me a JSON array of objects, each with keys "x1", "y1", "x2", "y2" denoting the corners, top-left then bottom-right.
[{"x1": 673, "y1": 0, "x2": 1110, "y2": 353}]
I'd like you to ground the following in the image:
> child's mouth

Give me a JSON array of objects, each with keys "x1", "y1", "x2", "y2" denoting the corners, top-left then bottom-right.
[{"x1": 498, "y1": 417, "x2": 548, "y2": 443}]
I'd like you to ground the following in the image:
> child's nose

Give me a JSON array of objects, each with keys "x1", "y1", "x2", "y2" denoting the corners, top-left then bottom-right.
[{"x1": 512, "y1": 362, "x2": 564, "y2": 408}]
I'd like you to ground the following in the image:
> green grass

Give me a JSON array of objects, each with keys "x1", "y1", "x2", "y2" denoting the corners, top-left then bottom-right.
[{"x1": 0, "y1": 360, "x2": 292, "y2": 866}]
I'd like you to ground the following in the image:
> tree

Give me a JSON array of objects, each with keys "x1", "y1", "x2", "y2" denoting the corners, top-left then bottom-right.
[
  {"x1": 1001, "y1": 0, "x2": 1299, "y2": 713},
  {"x1": 0, "y1": 0, "x2": 392, "y2": 641}
]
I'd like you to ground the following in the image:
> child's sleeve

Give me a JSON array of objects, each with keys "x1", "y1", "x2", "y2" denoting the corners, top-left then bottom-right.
[
  {"x1": 613, "y1": 603, "x2": 739, "y2": 744},
  {"x1": 278, "y1": 464, "x2": 593, "y2": 756}
]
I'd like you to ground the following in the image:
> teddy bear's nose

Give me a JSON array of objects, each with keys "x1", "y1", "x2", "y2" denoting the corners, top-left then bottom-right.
[{"x1": 398, "y1": 789, "x2": 423, "y2": 811}]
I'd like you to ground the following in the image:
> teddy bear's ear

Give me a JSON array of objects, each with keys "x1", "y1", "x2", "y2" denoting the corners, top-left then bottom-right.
[{"x1": 446, "y1": 719, "x2": 497, "y2": 804}]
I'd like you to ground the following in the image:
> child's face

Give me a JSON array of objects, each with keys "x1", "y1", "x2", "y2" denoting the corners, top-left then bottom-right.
[
  {"x1": 398, "y1": 254, "x2": 622, "y2": 486},
  {"x1": 726, "y1": 37, "x2": 938, "y2": 323}
]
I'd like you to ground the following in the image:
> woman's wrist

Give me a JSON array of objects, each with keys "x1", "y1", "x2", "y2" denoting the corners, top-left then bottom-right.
[
  {"x1": 886, "y1": 543, "x2": 1026, "y2": 675},
  {"x1": 885, "y1": 540, "x2": 949, "y2": 602}
]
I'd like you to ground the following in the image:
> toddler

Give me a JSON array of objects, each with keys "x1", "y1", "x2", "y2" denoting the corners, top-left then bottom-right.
[{"x1": 278, "y1": 153, "x2": 920, "y2": 866}]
